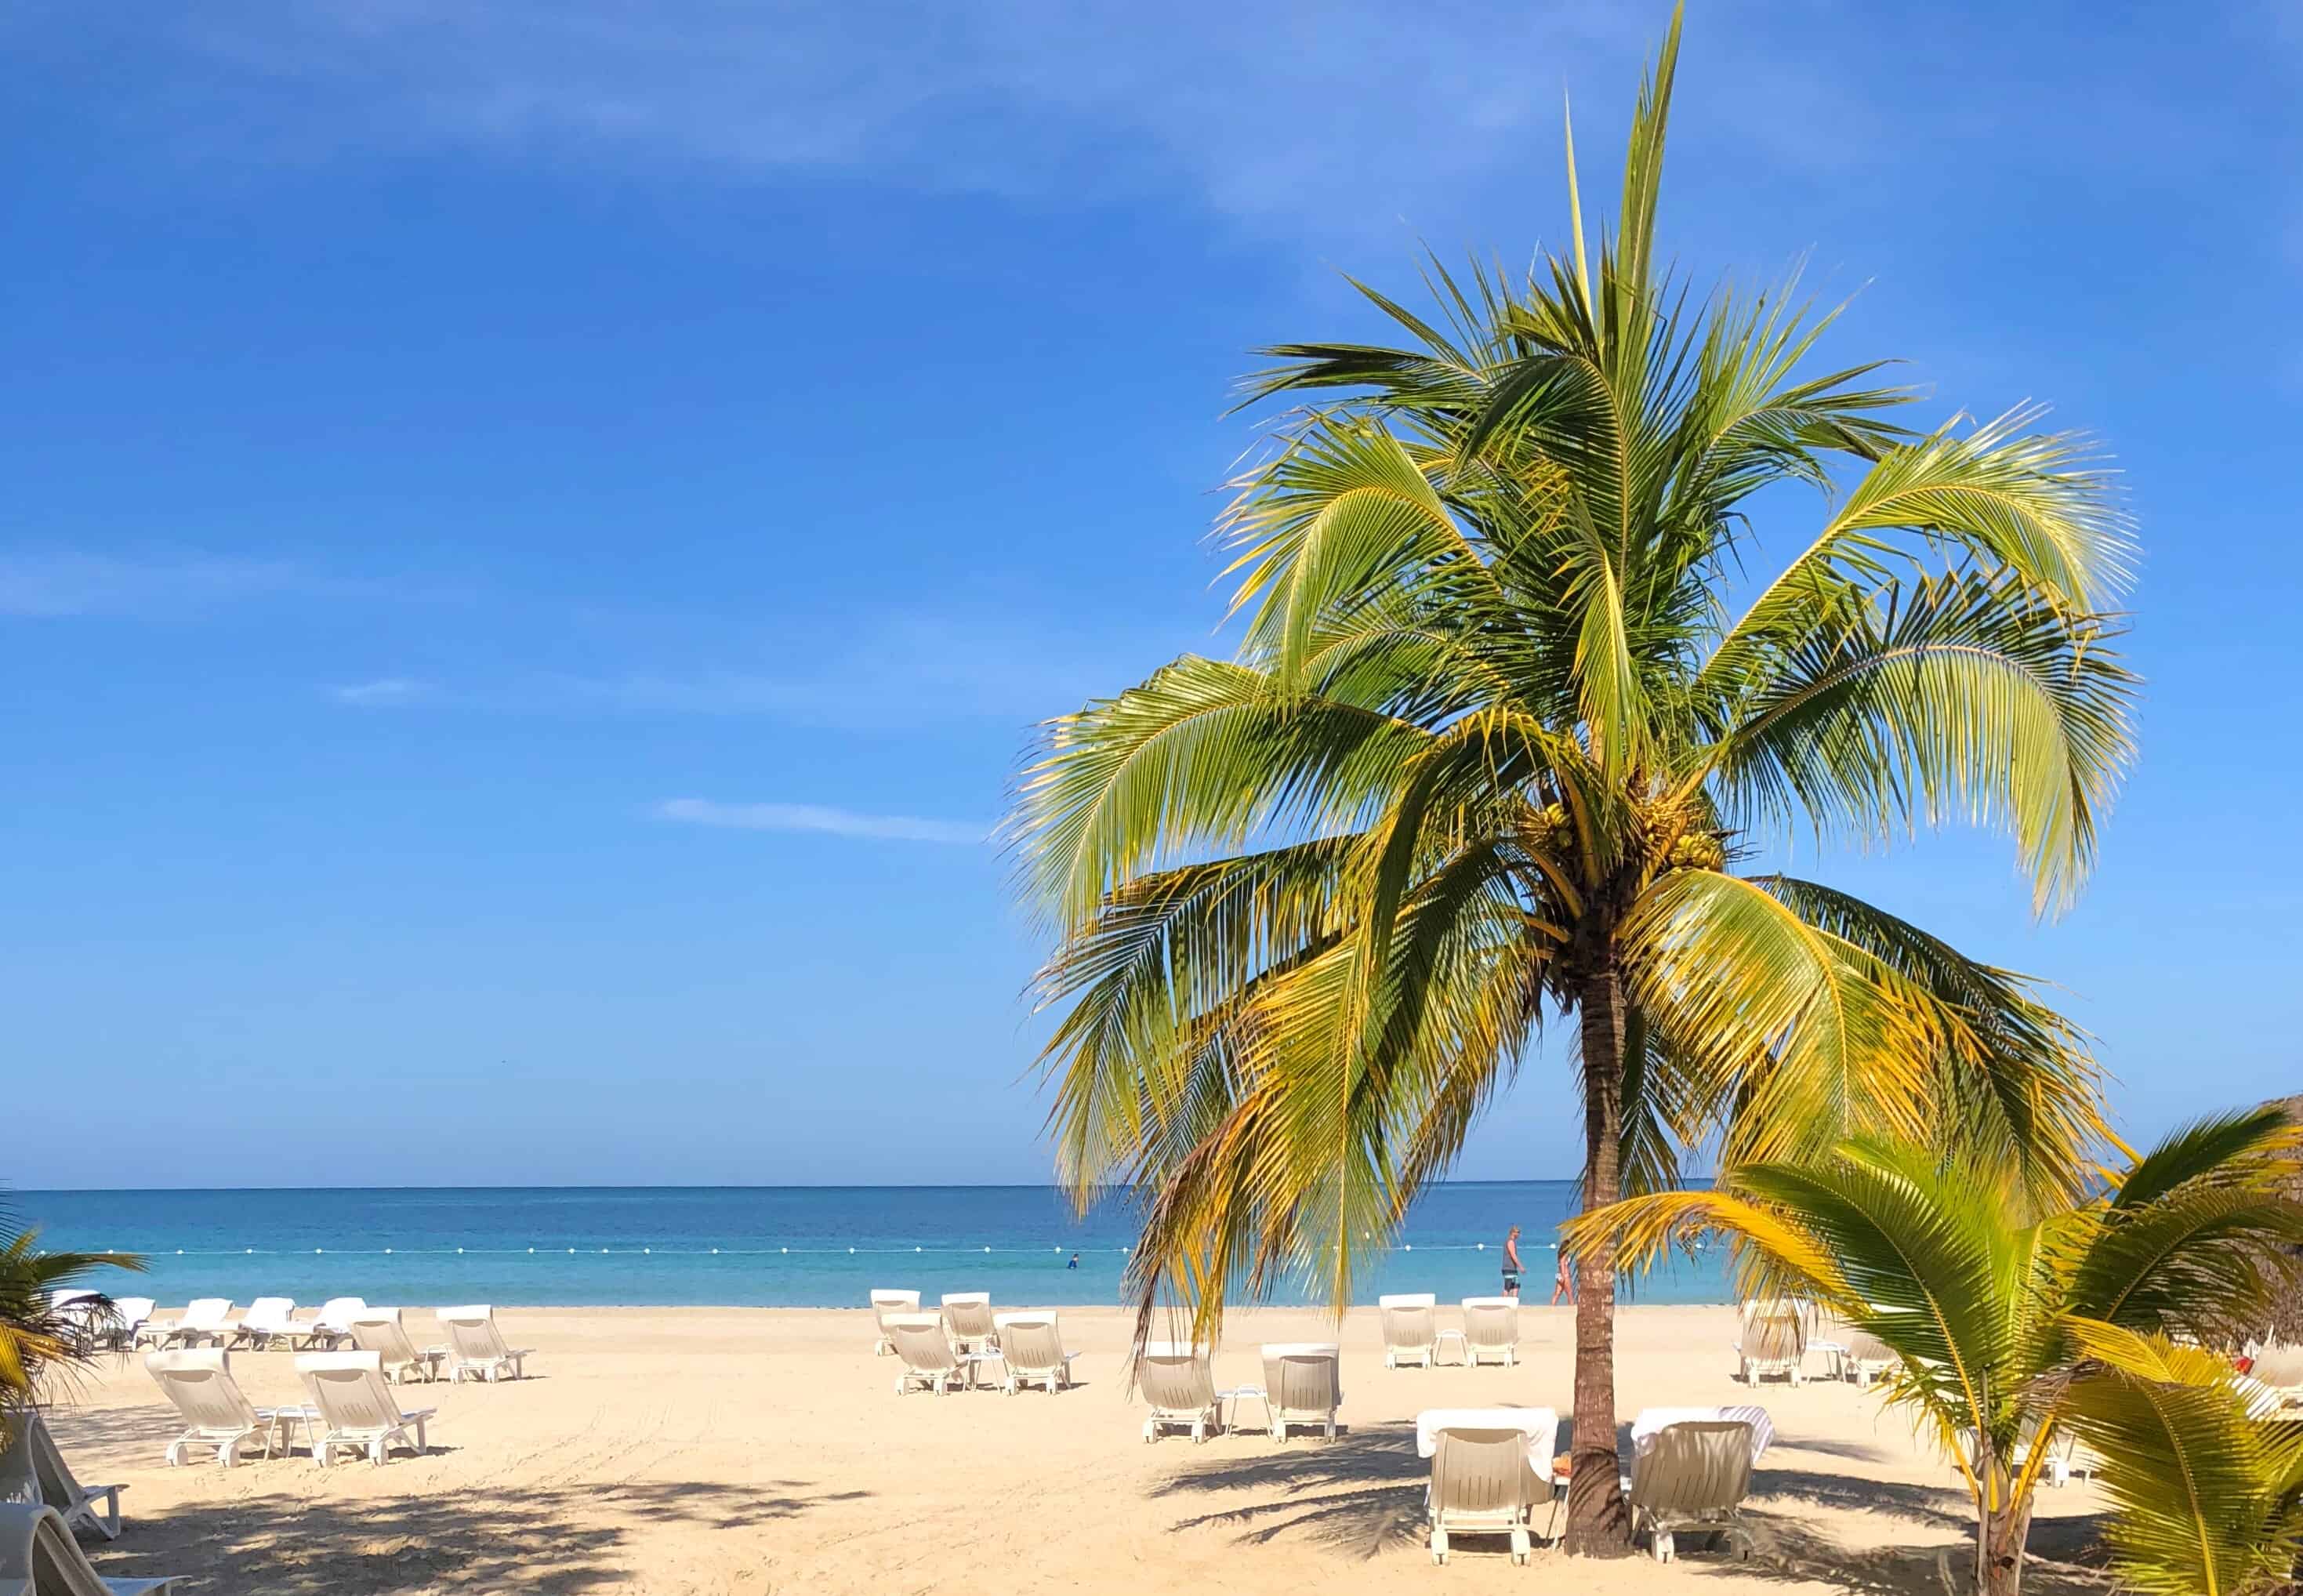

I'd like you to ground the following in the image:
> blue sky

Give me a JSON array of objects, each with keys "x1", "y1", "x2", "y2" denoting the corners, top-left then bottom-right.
[{"x1": 2, "y1": 2, "x2": 2298, "y2": 1188}]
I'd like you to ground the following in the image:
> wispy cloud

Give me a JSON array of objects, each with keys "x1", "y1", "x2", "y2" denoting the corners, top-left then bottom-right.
[
  {"x1": 331, "y1": 676, "x2": 430, "y2": 706},
  {"x1": 73, "y1": 1, "x2": 1662, "y2": 230},
  {"x1": 655, "y1": 797, "x2": 984, "y2": 845},
  {"x1": 0, "y1": 551, "x2": 301, "y2": 618}
]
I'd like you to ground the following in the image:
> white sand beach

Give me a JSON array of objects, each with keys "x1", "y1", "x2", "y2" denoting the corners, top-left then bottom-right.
[{"x1": 45, "y1": 1303, "x2": 2110, "y2": 1594}]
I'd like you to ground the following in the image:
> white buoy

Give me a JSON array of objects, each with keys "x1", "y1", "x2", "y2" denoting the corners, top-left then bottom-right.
[
  {"x1": 314, "y1": 1248, "x2": 322, "y2": 1254},
  {"x1": 848, "y1": 1247, "x2": 855, "y2": 1254},
  {"x1": 781, "y1": 1247, "x2": 788, "y2": 1254},
  {"x1": 983, "y1": 1246, "x2": 991, "y2": 1253},
  {"x1": 385, "y1": 1248, "x2": 393, "y2": 1254},
  {"x1": 712, "y1": 1247, "x2": 720, "y2": 1254},
  {"x1": 245, "y1": 1247, "x2": 252, "y2": 1254},
  {"x1": 457, "y1": 1247, "x2": 464, "y2": 1254},
  {"x1": 644, "y1": 1248, "x2": 651, "y2": 1255},
  {"x1": 1478, "y1": 1242, "x2": 1485, "y2": 1250},
  {"x1": 176, "y1": 1250, "x2": 183, "y2": 1256},
  {"x1": 567, "y1": 1248, "x2": 575, "y2": 1254},
  {"x1": 528, "y1": 1247, "x2": 535, "y2": 1253}
]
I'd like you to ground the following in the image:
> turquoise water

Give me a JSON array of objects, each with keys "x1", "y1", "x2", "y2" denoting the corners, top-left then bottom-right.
[{"x1": 12, "y1": 1184, "x2": 1731, "y2": 1308}]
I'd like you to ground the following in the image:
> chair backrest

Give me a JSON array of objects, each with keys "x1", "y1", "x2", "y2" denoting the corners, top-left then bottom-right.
[
  {"x1": 243, "y1": 1297, "x2": 296, "y2": 1333},
  {"x1": 2254, "y1": 1344, "x2": 2303, "y2": 1387},
  {"x1": 941, "y1": 1293, "x2": 995, "y2": 1338},
  {"x1": 992, "y1": 1314, "x2": 1063, "y2": 1373},
  {"x1": 885, "y1": 1314, "x2": 959, "y2": 1373},
  {"x1": 869, "y1": 1289, "x2": 920, "y2": 1325},
  {"x1": 297, "y1": 1351, "x2": 404, "y2": 1435},
  {"x1": 145, "y1": 1348, "x2": 261, "y2": 1433},
  {"x1": 1630, "y1": 1420, "x2": 1753, "y2": 1514},
  {"x1": 315, "y1": 1297, "x2": 368, "y2": 1333},
  {"x1": 1432, "y1": 1428, "x2": 1538, "y2": 1516},
  {"x1": 1633, "y1": 1406, "x2": 1772, "y2": 1464},
  {"x1": 0, "y1": 1500, "x2": 128, "y2": 1596},
  {"x1": 438, "y1": 1306, "x2": 510, "y2": 1362},
  {"x1": 183, "y1": 1298, "x2": 236, "y2": 1332},
  {"x1": 1843, "y1": 1323, "x2": 1895, "y2": 1366},
  {"x1": 1740, "y1": 1307, "x2": 1804, "y2": 1362},
  {"x1": 10, "y1": 1413, "x2": 84, "y2": 1514},
  {"x1": 1137, "y1": 1344, "x2": 1217, "y2": 1412},
  {"x1": 109, "y1": 1297, "x2": 154, "y2": 1336},
  {"x1": 1380, "y1": 1294, "x2": 1437, "y2": 1351},
  {"x1": 1461, "y1": 1297, "x2": 1518, "y2": 1348},
  {"x1": 1260, "y1": 1344, "x2": 1340, "y2": 1415},
  {"x1": 349, "y1": 1310, "x2": 421, "y2": 1365}
]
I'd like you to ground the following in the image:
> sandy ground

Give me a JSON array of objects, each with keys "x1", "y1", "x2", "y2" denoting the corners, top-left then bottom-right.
[{"x1": 42, "y1": 1304, "x2": 2113, "y2": 1594}]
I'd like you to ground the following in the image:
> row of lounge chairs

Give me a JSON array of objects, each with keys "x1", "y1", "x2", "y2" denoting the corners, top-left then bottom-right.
[{"x1": 56, "y1": 1296, "x2": 529, "y2": 1385}]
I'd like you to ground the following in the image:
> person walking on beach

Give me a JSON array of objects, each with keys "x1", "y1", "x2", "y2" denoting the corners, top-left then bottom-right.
[
  {"x1": 1550, "y1": 1246, "x2": 1576, "y2": 1306},
  {"x1": 1501, "y1": 1225, "x2": 1523, "y2": 1295}
]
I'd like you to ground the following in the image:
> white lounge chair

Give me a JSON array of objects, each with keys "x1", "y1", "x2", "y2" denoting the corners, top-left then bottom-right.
[
  {"x1": 1137, "y1": 1341, "x2": 1222, "y2": 1442},
  {"x1": 230, "y1": 1298, "x2": 298, "y2": 1351},
  {"x1": 869, "y1": 1289, "x2": 919, "y2": 1356},
  {"x1": 0, "y1": 1410, "x2": 126, "y2": 1540},
  {"x1": 436, "y1": 1306, "x2": 532, "y2": 1383},
  {"x1": 1735, "y1": 1300, "x2": 1807, "y2": 1385},
  {"x1": 291, "y1": 1298, "x2": 367, "y2": 1352},
  {"x1": 147, "y1": 1300, "x2": 238, "y2": 1351},
  {"x1": 992, "y1": 1312, "x2": 1075, "y2": 1395},
  {"x1": 940, "y1": 1293, "x2": 996, "y2": 1355},
  {"x1": 1259, "y1": 1343, "x2": 1342, "y2": 1441},
  {"x1": 884, "y1": 1313, "x2": 981, "y2": 1395},
  {"x1": 1626, "y1": 1417, "x2": 1756, "y2": 1562},
  {"x1": 1832, "y1": 1322, "x2": 1899, "y2": 1387},
  {"x1": 143, "y1": 1350, "x2": 295, "y2": 1467},
  {"x1": 98, "y1": 1300, "x2": 154, "y2": 1355},
  {"x1": 2249, "y1": 1344, "x2": 2303, "y2": 1413},
  {"x1": 1416, "y1": 1407, "x2": 1558, "y2": 1564},
  {"x1": 346, "y1": 1310, "x2": 446, "y2": 1384},
  {"x1": 1460, "y1": 1297, "x2": 1520, "y2": 1366},
  {"x1": 296, "y1": 1352, "x2": 435, "y2": 1467},
  {"x1": 0, "y1": 1502, "x2": 177, "y2": 1595},
  {"x1": 1380, "y1": 1293, "x2": 1454, "y2": 1369}
]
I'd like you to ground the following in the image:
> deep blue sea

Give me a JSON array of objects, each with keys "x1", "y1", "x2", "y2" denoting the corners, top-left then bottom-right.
[{"x1": 10, "y1": 1184, "x2": 1730, "y2": 1308}]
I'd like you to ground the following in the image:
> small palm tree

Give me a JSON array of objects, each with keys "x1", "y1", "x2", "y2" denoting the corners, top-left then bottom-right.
[
  {"x1": 1572, "y1": 1107, "x2": 2303, "y2": 1593},
  {"x1": 1007, "y1": 3, "x2": 2134, "y2": 1555},
  {"x1": 0, "y1": 1213, "x2": 142, "y2": 1406},
  {"x1": 2061, "y1": 1321, "x2": 2303, "y2": 1596}
]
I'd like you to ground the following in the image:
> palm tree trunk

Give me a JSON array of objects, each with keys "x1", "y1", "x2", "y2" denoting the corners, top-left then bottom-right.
[
  {"x1": 1978, "y1": 1496, "x2": 2032, "y2": 1596},
  {"x1": 1564, "y1": 963, "x2": 1634, "y2": 1556}
]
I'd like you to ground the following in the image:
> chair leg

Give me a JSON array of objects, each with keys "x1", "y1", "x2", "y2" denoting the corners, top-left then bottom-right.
[{"x1": 1431, "y1": 1528, "x2": 1448, "y2": 1565}]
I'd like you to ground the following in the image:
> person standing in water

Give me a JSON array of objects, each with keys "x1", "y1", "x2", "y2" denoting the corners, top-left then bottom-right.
[{"x1": 1501, "y1": 1225, "x2": 1524, "y2": 1295}]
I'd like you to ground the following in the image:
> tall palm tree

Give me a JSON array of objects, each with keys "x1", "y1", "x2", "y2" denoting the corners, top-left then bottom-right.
[
  {"x1": 1007, "y1": 5, "x2": 2134, "y2": 1554},
  {"x1": 1572, "y1": 1108, "x2": 2303, "y2": 1592}
]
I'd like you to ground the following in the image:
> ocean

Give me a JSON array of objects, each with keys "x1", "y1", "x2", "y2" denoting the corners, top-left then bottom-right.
[{"x1": 11, "y1": 1183, "x2": 1732, "y2": 1308}]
